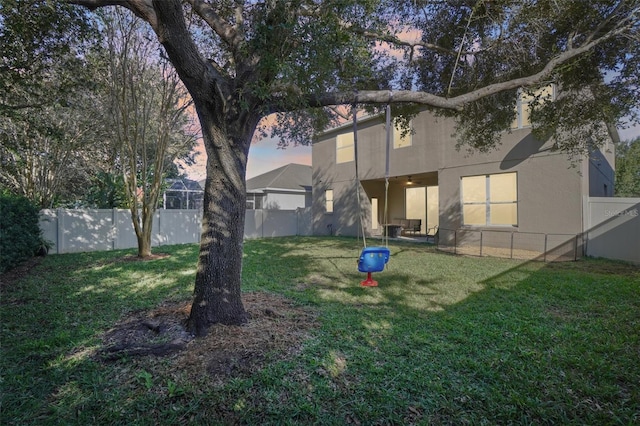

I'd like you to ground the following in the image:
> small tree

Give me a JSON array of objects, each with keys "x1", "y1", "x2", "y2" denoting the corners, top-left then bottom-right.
[
  {"x1": 0, "y1": 99, "x2": 109, "y2": 208},
  {"x1": 98, "y1": 8, "x2": 197, "y2": 257},
  {"x1": 0, "y1": 1, "x2": 106, "y2": 207}
]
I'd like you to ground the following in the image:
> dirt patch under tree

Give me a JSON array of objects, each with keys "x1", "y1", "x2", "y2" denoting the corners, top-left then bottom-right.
[{"x1": 96, "y1": 292, "x2": 318, "y2": 384}]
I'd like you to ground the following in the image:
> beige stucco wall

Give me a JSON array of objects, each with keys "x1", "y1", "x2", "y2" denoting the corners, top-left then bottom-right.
[
  {"x1": 437, "y1": 149, "x2": 584, "y2": 235},
  {"x1": 312, "y1": 109, "x2": 597, "y2": 239}
]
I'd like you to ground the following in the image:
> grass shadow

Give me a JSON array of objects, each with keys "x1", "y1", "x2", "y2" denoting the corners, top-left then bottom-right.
[{"x1": 1, "y1": 237, "x2": 638, "y2": 425}]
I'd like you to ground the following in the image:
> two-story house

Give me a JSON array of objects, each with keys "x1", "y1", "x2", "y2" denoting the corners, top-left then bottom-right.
[{"x1": 311, "y1": 101, "x2": 616, "y2": 258}]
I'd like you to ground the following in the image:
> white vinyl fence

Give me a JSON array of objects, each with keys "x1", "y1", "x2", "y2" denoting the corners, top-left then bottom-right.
[
  {"x1": 583, "y1": 197, "x2": 640, "y2": 264},
  {"x1": 435, "y1": 197, "x2": 639, "y2": 265},
  {"x1": 40, "y1": 208, "x2": 312, "y2": 254}
]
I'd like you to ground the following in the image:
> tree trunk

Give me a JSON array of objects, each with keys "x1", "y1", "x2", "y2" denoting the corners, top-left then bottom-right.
[
  {"x1": 186, "y1": 109, "x2": 256, "y2": 336},
  {"x1": 137, "y1": 230, "x2": 152, "y2": 258},
  {"x1": 130, "y1": 201, "x2": 154, "y2": 258},
  {"x1": 140, "y1": 203, "x2": 156, "y2": 258}
]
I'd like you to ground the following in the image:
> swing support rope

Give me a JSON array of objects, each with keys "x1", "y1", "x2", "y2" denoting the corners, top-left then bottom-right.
[
  {"x1": 352, "y1": 96, "x2": 368, "y2": 248},
  {"x1": 353, "y1": 93, "x2": 393, "y2": 250},
  {"x1": 383, "y1": 98, "x2": 392, "y2": 247}
]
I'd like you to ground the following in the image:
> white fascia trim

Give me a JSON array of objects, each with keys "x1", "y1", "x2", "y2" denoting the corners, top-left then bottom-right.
[{"x1": 263, "y1": 187, "x2": 308, "y2": 193}]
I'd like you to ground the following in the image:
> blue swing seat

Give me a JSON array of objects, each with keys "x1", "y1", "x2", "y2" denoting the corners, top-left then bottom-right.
[{"x1": 358, "y1": 246, "x2": 391, "y2": 273}]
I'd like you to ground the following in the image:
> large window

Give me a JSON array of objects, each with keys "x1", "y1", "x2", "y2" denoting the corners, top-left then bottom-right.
[
  {"x1": 461, "y1": 173, "x2": 517, "y2": 226},
  {"x1": 325, "y1": 189, "x2": 334, "y2": 213},
  {"x1": 511, "y1": 85, "x2": 555, "y2": 129},
  {"x1": 336, "y1": 133, "x2": 354, "y2": 163}
]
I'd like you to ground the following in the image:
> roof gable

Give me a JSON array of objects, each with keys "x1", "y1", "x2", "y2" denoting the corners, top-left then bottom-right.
[{"x1": 246, "y1": 163, "x2": 312, "y2": 192}]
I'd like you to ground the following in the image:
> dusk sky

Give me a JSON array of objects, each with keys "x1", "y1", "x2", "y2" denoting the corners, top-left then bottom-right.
[{"x1": 181, "y1": 133, "x2": 312, "y2": 182}]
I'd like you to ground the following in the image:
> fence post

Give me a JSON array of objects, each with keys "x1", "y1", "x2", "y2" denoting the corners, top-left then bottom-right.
[
  {"x1": 157, "y1": 209, "x2": 162, "y2": 247},
  {"x1": 480, "y1": 231, "x2": 483, "y2": 257},
  {"x1": 510, "y1": 232, "x2": 514, "y2": 259},
  {"x1": 57, "y1": 208, "x2": 64, "y2": 254},
  {"x1": 544, "y1": 234, "x2": 548, "y2": 262},
  {"x1": 454, "y1": 230, "x2": 457, "y2": 255},
  {"x1": 112, "y1": 209, "x2": 116, "y2": 251},
  {"x1": 582, "y1": 195, "x2": 589, "y2": 257}
]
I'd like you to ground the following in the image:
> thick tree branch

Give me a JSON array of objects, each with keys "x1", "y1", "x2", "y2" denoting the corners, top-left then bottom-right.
[
  {"x1": 185, "y1": 0, "x2": 245, "y2": 50},
  {"x1": 69, "y1": 0, "x2": 158, "y2": 28},
  {"x1": 354, "y1": 28, "x2": 458, "y2": 57},
  {"x1": 296, "y1": 18, "x2": 638, "y2": 113},
  {"x1": 154, "y1": 1, "x2": 235, "y2": 108}
]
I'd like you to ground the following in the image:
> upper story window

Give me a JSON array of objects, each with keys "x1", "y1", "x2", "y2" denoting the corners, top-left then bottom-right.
[
  {"x1": 393, "y1": 122, "x2": 412, "y2": 149},
  {"x1": 336, "y1": 133, "x2": 354, "y2": 163},
  {"x1": 511, "y1": 85, "x2": 556, "y2": 130},
  {"x1": 461, "y1": 172, "x2": 518, "y2": 226}
]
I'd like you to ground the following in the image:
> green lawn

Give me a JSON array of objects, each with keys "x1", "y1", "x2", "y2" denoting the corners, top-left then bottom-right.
[{"x1": 1, "y1": 237, "x2": 639, "y2": 425}]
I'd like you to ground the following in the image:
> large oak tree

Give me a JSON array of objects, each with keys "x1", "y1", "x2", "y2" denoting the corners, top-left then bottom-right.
[{"x1": 70, "y1": 0, "x2": 639, "y2": 335}]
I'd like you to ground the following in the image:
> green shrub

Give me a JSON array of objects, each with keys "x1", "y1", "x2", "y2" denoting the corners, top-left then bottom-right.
[{"x1": 0, "y1": 193, "x2": 42, "y2": 273}]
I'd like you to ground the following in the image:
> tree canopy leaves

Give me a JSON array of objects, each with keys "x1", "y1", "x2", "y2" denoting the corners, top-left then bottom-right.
[
  {"x1": 69, "y1": 0, "x2": 639, "y2": 155},
  {"x1": 615, "y1": 136, "x2": 640, "y2": 196},
  {"x1": 0, "y1": 1, "x2": 198, "y2": 209},
  {"x1": 0, "y1": 0, "x2": 96, "y2": 112}
]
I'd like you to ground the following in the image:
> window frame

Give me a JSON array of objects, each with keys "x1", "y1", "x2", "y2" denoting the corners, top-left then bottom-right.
[
  {"x1": 325, "y1": 189, "x2": 334, "y2": 213},
  {"x1": 511, "y1": 85, "x2": 556, "y2": 130},
  {"x1": 393, "y1": 121, "x2": 412, "y2": 149},
  {"x1": 246, "y1": 193, "x2": 264, "y2": 210},
  {"x1": 461, "y1": 172, "x2": 518, "y2": 227},
  {"x1": 336, "y1": 133, "x2": 355, "y2": 164}
]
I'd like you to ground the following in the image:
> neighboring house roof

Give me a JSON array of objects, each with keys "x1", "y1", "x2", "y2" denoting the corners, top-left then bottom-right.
[
  {"x1": 166, "y1": 178, "x2": 203, "y2": 191},
  {"x1": 246, "y1": 163, "x2": 312, "y2": 193}
]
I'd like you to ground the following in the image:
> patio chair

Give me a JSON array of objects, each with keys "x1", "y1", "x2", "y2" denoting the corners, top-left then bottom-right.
[
  {"x1": 426, "y1": 225, "x2": 439, "y2": 243},
  {"x1": 407, "y1": 219, "x2": 421, "y2": 235}
]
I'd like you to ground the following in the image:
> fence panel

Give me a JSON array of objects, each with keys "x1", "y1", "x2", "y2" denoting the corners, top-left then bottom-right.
[
  {"x1": 436, "y1": 228, "x2": 578, "y2": 262},
  {"x1": 436, "y1": 228, "x2": 457, "y2": 254},
  {"x1": 584, "y1": 197, "x2": 640, "y2": 264},
  {"x1": 455, "y1": 229, "x2": 481, "y2": 257},
  {"x1": 158, "y1": 210, "x2": 201, "y2": 245},
  {"x1": 40, "y1": 208, "x2": 312, "y2": 254},
  {"x1": 296, "y1": 207, "x2": 313, "y2": 236},
  {"x1": 261, "y1": 210, "x2": 299, "y2": 238},
  {"x1": 545, "y1": 234, "x2": 579, "y2": 262},
  {"x1": 511, "y1": 232, "x2": 545, "y2": 260},
  {"x1": 244, "y1": 210, "x2": 263, "y2": 239},
  {"x1": 59, "y1": 209, "x2": 115, "y2": 253},
  {"x1": 40, "y1": 210, "x2": 58, "y2": 252},
  {"x1": 114, "y1": 210, "x2": 137, "y2": 250}
]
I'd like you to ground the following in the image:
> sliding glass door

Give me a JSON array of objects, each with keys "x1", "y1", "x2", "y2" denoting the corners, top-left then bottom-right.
[{"x1": 405, "y1": 186, "x2": 439, "y2": 234}]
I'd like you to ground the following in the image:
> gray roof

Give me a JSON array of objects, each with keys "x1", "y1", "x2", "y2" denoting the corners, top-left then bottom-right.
[
  {"x1": 246, "y1": 163, "x2": 312, "y2": 192},
  {"x1": 167, "y1": 178, "x2": 203, "y2": 191}
]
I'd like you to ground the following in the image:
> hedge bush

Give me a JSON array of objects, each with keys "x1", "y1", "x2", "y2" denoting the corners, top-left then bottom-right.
[{"x1": 0, "y1": 193, "x2": 42, "y2": 273}]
